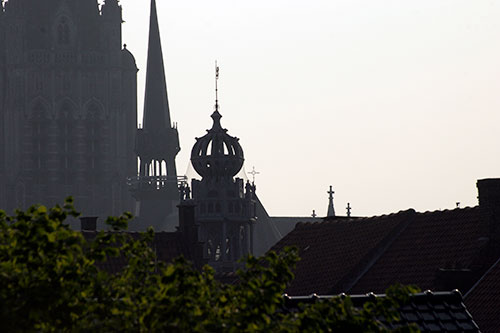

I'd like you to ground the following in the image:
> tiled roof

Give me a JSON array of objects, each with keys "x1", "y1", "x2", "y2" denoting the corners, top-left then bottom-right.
[
  {"x1": 464, "y1": 257, "x2": 500, "y2": 333},
  {"x1": 271, "y1": 206, "x2": 497, "y2": 297},
  {"x1": 283, "y1": 290, "x2": 480, "y2": 332},
  {"x1": 270, "y1": 209, "x2": 416, "y2": 295},
  {"x1": 83, "y1": 231, "x2": 188, "y2": 274},
  {"x1": 351, "y1": 207, "x2": 493, "y2": 294}
]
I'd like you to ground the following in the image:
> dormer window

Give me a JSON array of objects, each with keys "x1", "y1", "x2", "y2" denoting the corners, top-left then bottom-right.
[{"x1": 57, "y1": 17, "x2": 70, "y2": 45}]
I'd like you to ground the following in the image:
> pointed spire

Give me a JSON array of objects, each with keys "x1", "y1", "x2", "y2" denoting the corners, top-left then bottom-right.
[
  {"x1": 142, "y1": 0, "x2": 172, "y2": 133},
  {"x1": 327, "y1": 186, "x2": 335, "y2": 217}
]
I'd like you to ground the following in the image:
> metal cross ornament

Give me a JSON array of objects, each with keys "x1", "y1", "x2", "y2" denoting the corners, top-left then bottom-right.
[
  {"x1": 346, "y1": 203, "x2": 352, "y2": 217},
  {"x1": 248, "y1": 166, "x2": 260, "y2": 183}
]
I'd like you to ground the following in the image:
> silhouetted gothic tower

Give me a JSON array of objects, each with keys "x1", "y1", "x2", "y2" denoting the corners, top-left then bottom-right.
[
  {"x1": 129, "y1": 0, "x2": 180, "y2": 231},
  {"x1": 189, "y1": 107, "x2": 256, "y2": 272},
  {"x1": 0, "y1": 0, "x2": 137, "y2": 216}
]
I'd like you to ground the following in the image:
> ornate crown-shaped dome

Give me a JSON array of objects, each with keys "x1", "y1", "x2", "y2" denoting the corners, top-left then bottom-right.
[{"x1": 191, "y1": 111, "x2": 244, "y2": 179}]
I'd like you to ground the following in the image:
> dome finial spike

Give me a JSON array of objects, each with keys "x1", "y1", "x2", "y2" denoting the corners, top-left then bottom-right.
[
  {"x1": 210, "y1": 110, "x2": 223, "y2": 131},
  {"x1": 215, "y1": 60, "x2": 220, "y2": 112}
]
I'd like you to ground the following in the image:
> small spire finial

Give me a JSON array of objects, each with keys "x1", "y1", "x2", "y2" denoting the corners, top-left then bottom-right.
[
  {"x1": 215, "y1": 61, "x2": 220, "y2": 111},
  {"x1": 327, "y1": 185, "x2": 335, "y2": 217},
  {"x1": 312, "y1": 210, "x2": 317, "y2": 218},
  {"x1": 346, "y1": 203, "x2": 352, "y2": 217}
]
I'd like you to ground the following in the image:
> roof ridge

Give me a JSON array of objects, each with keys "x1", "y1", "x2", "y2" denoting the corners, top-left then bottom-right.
[
  {"x1": 295, "y1": 208, "x2": 416, "y2": 229},
  {"x1": 416, "y1": 205, "x2": 480, "y2": 215}
]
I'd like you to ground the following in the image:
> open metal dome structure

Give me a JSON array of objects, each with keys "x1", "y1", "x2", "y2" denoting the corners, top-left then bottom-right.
[{"x1": 191, "y1": 110, "x2": 244, "y2": 180}]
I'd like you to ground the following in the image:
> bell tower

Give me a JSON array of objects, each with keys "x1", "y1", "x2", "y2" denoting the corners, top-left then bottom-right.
[
  {"x1": 129, "y1": 0, "x2": 181, "y2": 231},
  {"x1": 188, "y1": 70, "x2": 256, "y2": 272},
  {"x1": 0, "y1": 0, "x2": 137, "y2": 218}
]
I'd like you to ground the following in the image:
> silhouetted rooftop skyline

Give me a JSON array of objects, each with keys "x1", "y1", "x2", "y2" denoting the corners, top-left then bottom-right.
[{"x1": 118, "y1": 0, "x2": 500, "y2": 216}]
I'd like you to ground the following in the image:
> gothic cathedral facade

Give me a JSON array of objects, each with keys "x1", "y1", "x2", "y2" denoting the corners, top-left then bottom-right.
[{"x1": 0, "y1": 0, "x2": 137, "y2": 216}]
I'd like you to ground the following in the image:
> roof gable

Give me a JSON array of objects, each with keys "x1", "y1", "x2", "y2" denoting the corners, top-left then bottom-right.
[
  {"x1": 271, "y1": 209, "x2": 415, "y2": 295},
  {"x1": 273, "y1": 206, "x2": 497, "y2": 296}
]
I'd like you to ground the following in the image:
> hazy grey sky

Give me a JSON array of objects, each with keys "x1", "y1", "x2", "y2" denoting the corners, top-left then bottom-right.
[{"x1": 119, "y1": 0, "x2": 500, "y2": 217}]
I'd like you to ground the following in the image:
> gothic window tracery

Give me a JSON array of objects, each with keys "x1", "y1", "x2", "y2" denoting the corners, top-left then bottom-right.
[
  {"x1": 57, "y1": 103, "x2": 75, "y2": 184},
  {"x1": 29, "y1": 103, "x2": 49, "y2": 177},
  {"x1": 30, "y1": 72, "x2": 43, "y2": 94},
  {"x1": 85, "y1": 104, "x2": 106, "y2": 184},
  {"x1": 57, "y1": 17, "x2": 70, "y2": 45}
]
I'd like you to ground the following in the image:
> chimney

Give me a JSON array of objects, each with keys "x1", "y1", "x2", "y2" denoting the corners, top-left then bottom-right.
[
  {"x1": 477, "y1": 179, "x2": 500, "y2": 209},
  {"x1": 80, "y1": 216, "x2": 98, "y2": 231},
  {"x1": 177, "y1": 201, "x2": 206, "y2": 269},
  {"x1": 178, "y1": 201, "x2": 196, "y2": 234}
]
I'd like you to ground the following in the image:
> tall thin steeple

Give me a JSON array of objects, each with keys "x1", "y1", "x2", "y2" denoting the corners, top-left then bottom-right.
[
  {"x1": 142, "y1": 0, "x2": 171, "y2": 132},
  {"x1": 130, "y1": 0, "x2": 180, "y2": 231}
]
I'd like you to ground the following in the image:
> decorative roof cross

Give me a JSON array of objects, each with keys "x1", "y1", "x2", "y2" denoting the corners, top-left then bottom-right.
[
  {"x1": 346, "y1": 202, "x2": 352, "y2": 217},
  {"x1": 311, "y1": 210, "x2": 317, "y2": 218},
  {"x1": 328, "y1": 186, "x2": 334, "y2": 198},
  {"x1": 248, "y1": 166, "x2": 260, "y2": 183}
]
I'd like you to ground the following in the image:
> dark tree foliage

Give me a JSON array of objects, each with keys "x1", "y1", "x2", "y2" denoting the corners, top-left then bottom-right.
[{"x1": 0, "y1": 199, "x2": 420, "y2": 332}]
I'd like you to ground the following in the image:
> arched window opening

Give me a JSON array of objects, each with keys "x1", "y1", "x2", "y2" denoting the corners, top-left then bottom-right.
[
  {"x1": 161, "y1": 161, "x2": 167, "y2": 176},
  {"x1": 85, "y1": 104, "x2": 106, "y2": 184},
  {"x1": 225, "y1": 237, "x2": 231, "y2": 258},
  {"x1": 28, "y1": 103, "x2": 49, "y2": 178},
  {"x1": 205, "y1": 141, "x2": 212, "y2": 156},
  {"x1": 223, "y1": 142, "x2": 230, "y2": 155},
  {"x1": 57, "y1": 17, "x2": 70, "y2": 45},
  {"x1": 57, "y1": 103, "x2": 75, "y2": 184},
  {"x1": 206, "y1": 239, "x2": 213, "y2": 258},
  {"x1": 214, "y1": 244, "x2": 221, "y2": 261}
]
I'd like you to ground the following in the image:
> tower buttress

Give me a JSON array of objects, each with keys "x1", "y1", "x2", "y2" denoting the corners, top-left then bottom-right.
[
  {"x1": 100, "y1": 0, "x2": 122, "y2": 52},
  {"x1": 129, "y1": 0, "x2": 180, "y2": 231},
  {"x1": 0, "y1": 0, "x2": 136, "y2": 219}
]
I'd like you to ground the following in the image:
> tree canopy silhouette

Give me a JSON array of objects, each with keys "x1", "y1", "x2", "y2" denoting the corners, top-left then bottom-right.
[{"x1": 0, "y1": 198, "x2": 419, "y2": 332}]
